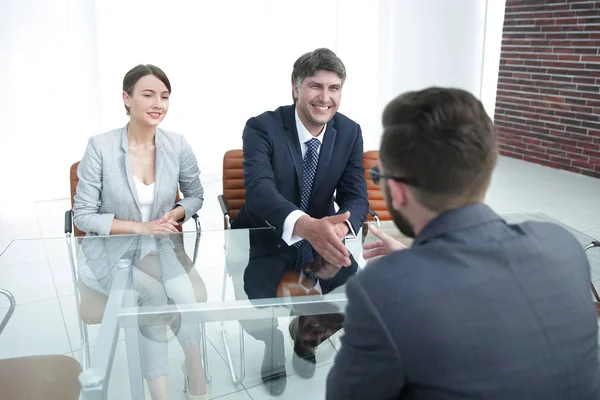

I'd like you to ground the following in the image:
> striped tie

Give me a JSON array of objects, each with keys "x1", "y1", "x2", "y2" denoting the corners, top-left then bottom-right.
[{"x1": 295, "y1": 138, "x2": 320, "y2": 284}]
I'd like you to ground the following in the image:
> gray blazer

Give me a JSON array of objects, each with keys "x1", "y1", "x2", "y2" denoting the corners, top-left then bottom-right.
[
  {"x1": 73, "y1": 126, "x2": 203, "y2": 279},
  {"x1": 327, "y1": 204, "x2": 600, "y2": 399}
]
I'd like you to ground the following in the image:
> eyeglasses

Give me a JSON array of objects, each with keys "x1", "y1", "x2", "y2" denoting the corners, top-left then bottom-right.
[{"x1": 369, "y1": 167, "x2": 419, "y2": 187}]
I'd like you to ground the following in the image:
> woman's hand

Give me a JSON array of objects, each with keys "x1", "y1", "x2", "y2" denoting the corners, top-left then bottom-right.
[
  {"x1": 159, "y1": 206, "x2": 185, "y2": 225},
  {"x1": 363, "y1": 226, "x2": 408, "y2": 263},
  {"x1": 137, "y1": 218, "x2": 179, "y2": 236}
]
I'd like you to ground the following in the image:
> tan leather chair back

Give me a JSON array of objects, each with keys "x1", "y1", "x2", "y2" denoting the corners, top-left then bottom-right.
[
  {"x1": 363, "y1": 150, "x2": 391, "y2": 221},
  {"x1": 222, "y1": 150, "x2": 245, "y2": 229},
  {"x1": 70, "y1": 161, "x2": 184, "y2": 237},
  {"x1": 0, "y1": 355, "x2": 82, "y2": 400},
  {"x1": 69, "y1": 162, "x2": 86, "y2": 237}
]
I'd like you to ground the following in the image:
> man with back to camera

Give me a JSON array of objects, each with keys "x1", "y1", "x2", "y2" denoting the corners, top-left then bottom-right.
[
  {"x1": 231, "y1": 48, "x2": 368, "y2": 395},
  {"x1": 326, "y1": 87, "x2": 600, "y2": 399}
]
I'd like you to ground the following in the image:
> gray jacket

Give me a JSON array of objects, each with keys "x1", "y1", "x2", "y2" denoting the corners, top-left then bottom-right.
[
  {"x1": 73, "y1": 126, "x2": 203, "y2": 279},
  {"x1": 327, "y1": 204, "x2": 600, "y2": 399}
]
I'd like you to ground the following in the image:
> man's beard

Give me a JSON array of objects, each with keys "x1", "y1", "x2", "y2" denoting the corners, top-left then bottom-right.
[{"x1": 384, "y1": 185, "x2": 416, "y2": 238}]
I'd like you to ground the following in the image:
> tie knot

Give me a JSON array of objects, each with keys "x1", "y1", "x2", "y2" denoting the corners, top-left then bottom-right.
[{"x1": 305, "y1": 138, "x2": 319, "y2": 151}]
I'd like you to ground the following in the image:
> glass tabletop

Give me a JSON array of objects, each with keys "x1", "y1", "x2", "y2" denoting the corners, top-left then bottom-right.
[
  {"x1": 74, "y1": 226, "x2": 370, "y2": 400},
  {"x1": 0, "y1": 212, "x2": 598, "y2": 400}
]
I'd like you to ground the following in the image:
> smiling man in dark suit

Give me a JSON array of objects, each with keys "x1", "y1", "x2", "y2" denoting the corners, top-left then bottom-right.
[{"x1": 232, "y1": 48, "x2": 368, "y2": 395}]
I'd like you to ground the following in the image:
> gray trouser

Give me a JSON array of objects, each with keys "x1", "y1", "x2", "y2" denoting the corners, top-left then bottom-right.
[{"x1": 81, "y1": 238, "x2": 201, "y2": 380}]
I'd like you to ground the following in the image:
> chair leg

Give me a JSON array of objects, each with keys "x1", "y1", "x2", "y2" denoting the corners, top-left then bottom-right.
[
  {"x1": 81, "y1": 322, "x2": 91, "y2": 368},
  {"x1": 200, "y1": 322, "x2": 212, "y2": 383},
  {"x1": 67, "y1": 235, "x2": 92, "y2": 370},
  {"x1": 220, "y1": 321, "x2": 245, "y2": 386}
]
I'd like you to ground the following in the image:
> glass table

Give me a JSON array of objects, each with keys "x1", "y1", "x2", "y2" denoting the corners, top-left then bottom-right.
[
  {"x1": 75, "y1": 226, "x2": 361, "y2": 400},
  {"x1": 0, "y1": 212, "x2": 597, "y2": 400}
]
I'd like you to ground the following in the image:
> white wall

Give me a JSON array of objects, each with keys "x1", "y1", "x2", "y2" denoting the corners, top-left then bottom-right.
[
  {"x1": 0, "y1": 0, "x2": 506, "y2": 205},
  {"x1": 481, "y1": 0, "x2": 508, "y2": 120},
  {"x1": 0, "y1": 0, "x2": 100, "y2": 204},
  {"x1": 388, "y1": 0, "x2": 487, "y2": 98},
  {"x1": 357, "y1": 0, "x2": 506, "y2": 150},
  {"x1": 93, "y1": 0, "x2": 385, "y2": 177}
]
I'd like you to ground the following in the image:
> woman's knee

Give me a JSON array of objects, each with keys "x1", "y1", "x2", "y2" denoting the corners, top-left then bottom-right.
[{"x1": 134, "y1": 271, "x2": 168, "y2": 306}]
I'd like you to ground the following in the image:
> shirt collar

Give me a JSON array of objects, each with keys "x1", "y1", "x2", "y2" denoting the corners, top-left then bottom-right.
[
  {"x1": 295, "y1": 107, "x2": 325, "y2": 146},
  {"x1": 413, "y1": 203, "x2": 503, "y2": 246}
]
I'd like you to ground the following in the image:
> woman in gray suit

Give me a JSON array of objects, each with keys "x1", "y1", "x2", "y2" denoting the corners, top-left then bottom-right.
[{"x1": 74, "y1": 64, "x2": 208, "y2": 400}]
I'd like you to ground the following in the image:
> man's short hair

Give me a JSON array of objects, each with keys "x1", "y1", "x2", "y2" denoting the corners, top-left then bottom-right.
[
  {"x1": 380, "y1": 87, "x2": 498, "y2": 212},
  {"x1": 291, "y1": 48, "x2": 346, "y2": 88}
]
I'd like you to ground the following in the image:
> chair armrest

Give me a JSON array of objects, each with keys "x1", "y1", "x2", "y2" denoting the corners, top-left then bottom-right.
[
  {"x1": 218, "y1": 194, "x2": 232, "y2": 230},
  {"x1": 191, "y1": 214, "x2": 201, "y2": 264},
  {"x1": 191, "y1": 213, "x2": 201, "y2": 232},
  {"x1": 217, "y1": 194, "x2": 229, "y2": 216},
  {"x1": 0, "y1": 289, "x2": 16, "y2": 335},
  {"x1": 65, "y1": 210, "x2": 73, "y2": 235},
  {"x1": 367, "y1": 208, "x2": 381, "y2": 228},
  {"x1": 585, "y1": 241, "x2": 600, "y2": 252}
]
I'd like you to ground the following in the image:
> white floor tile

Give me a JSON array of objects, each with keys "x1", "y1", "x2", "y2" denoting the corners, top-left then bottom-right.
[
  {"x1": 35, "y1": 198, "x2": 72, "y2": 238},
  {"x1": 535, "y1": 205, "x2": 600, "y2": 233},
  {"x1": 246, "y1": 363, "x2": 333, "y2": 400},
  {"x1": 44, "y1": 239, "x2": 77, "y2": 297},
  {"x1": 214, "y1": 390, "x2": 254, "y2": 400},
  {"x1": 81, "y1": 341, "x2": 137, "y2": 400},
  {"x1": 58, "y1": 295, "x2": 102, "y2": 352},
  {"x1": 74, "y1": 334, "x2": 244, "y2": 400},
  {"x1": 0, "y1": 260, "x2": 57, "y2": 304},
  {"x1": 0, "y1": 298, "x2": 71, "y2": 358},
  {"x1": 0, "y1": 208, "x2": 42, "y2": 253},
  {"x1": 184, "y1": 339, "x2": 250, "y2": 399},
  {"x1": 0, "y1": 239, "x2": 47, "y2": 267},
  {"x1": 584, "y1": 228, "x2": 600, "y2": 241}
]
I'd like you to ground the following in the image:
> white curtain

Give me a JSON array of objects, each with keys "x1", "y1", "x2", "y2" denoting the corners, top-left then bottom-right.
[{"x1": 0, "y1": 0, "x2": 505, "y2": 204}]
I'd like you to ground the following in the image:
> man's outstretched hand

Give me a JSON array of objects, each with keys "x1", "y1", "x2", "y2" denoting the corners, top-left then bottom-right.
[
  {"x1": 295, "y1": 212, "x2": 352, "y2": 267},
  {"x1": 363, "y1": 225, "x2": 408, "y2": 263}
]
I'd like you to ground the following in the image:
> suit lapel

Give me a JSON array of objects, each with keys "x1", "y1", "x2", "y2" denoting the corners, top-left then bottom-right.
[
  {"x1": 121, "y1": 127, "x2": 142, "y2": 214},
  {"x1": 283, "y1": 107, "x2": 303, "y2": 188},
  {"x1": 311, "y1": 122, "x2": 337, "y2": 199},
  {"x1": 150, "y1": 129, "x2": 165, "y2": 219}
]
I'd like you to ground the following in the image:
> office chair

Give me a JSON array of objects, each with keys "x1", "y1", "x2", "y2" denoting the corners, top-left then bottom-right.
[
  {"x1": 0, "y1": 288, "x2": 82, "y2": 399},
  {"x1": 363, "y1": 150, "x2": 389, "y2": 228}
]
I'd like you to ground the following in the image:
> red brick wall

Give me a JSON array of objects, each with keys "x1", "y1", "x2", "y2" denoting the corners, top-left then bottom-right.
[{"x1": 494, "y1": 0, "x2": 600, "y2": 178}]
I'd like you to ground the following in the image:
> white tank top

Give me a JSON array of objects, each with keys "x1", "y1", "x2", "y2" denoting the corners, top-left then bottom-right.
[{"x1": 134, "y1": 178, "x2": 155, "y2": 222}]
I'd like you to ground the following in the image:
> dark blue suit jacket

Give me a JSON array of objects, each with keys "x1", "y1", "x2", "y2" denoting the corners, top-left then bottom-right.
[
  {"x1": 233, "y1": 105, "x2": 369, "y2": 258},
  {"x1": 327, "y1": 204, "x2": 600, "y2": 399}
]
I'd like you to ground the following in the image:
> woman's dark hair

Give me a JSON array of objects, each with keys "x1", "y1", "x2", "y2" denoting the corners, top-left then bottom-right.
[{"x1": 122, "y1": 64, "x2": 171, "y2": 114}]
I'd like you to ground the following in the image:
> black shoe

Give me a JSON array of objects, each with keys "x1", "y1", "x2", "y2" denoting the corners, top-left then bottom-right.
[
  {"x1": 261, "y1": 330, "x2": 287, "y2": 396},
  {"x1": 289, "y1": 317, "x2": 316, "y2": 379}
]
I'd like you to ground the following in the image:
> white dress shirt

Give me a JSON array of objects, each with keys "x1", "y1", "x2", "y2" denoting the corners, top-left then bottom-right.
[
  {"x1": 134, "y1": 177, "x2": 155, "y2": 223},
  {"x1": 281, "y1": 108, "x2": 356, "y2": 245}
]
